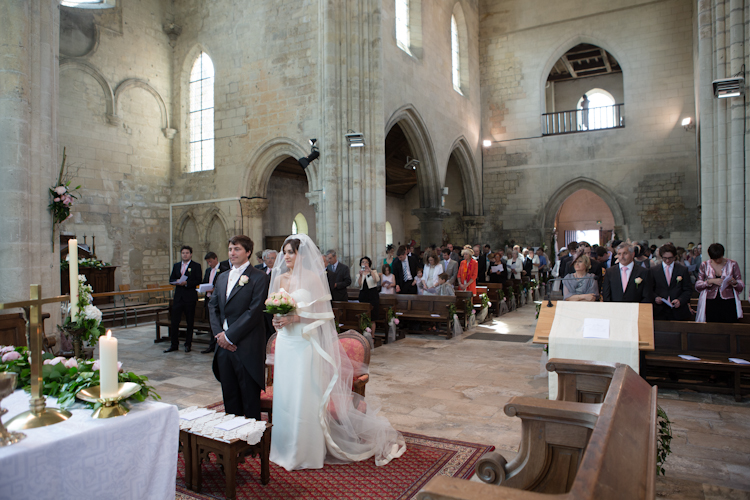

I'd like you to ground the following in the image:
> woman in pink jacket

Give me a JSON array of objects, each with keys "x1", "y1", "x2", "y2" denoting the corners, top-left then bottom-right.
[{"x1": 695, "y1": 243, "x2": 744, "y2": 323}]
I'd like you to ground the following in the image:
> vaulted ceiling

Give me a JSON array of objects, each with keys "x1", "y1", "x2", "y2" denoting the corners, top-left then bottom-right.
[
  {"x1": 547, "y1": 44, "x2": 621, "y2": 83},
  {"x1": 385, "y1": 123, "x2": 418, "y2": 198}
]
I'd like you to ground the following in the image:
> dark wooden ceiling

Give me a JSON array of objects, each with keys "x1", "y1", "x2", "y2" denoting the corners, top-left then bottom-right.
[
  {"x1": 270, "y1": 156, "x2": 307, "y2": 180},
  {"x1": 385, "y1": 123, "x2": 418, "y2": 197},
  {"x1": 548, "y1": 44, "x2": 621, "y2": 83}
]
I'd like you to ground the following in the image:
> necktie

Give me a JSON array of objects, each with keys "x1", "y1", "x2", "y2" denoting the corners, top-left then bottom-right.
[
  {"x1": 181, "y1": 262, "x2": 187, "y2": 276},
  {"x1": 621, "y1": 266, "x2": 628, "y2": 293},
  {"x1": 665, "y1": 265, "x2": 672, "y2": 302},
  {"x1": 403, "y1": 261, "x2": 412, "y2": 282}
]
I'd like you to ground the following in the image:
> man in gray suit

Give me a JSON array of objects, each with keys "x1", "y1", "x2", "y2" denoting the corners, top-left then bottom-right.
[
  {"x1": 325, "y1": 249, "x2": 352, "y2": 301},
  {"x1": 440, "y1": 248, "x2": 459, "y2": 285},
  {"x1": 208, "y1": 235, "x2": 269, "y2": 419}
]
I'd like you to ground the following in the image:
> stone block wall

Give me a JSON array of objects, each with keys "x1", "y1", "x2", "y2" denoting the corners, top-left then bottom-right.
[
  {"x1": 57, "y1": 1, "x2": 174, "y2": 290},
  {"x1": 478, "y1": 0, "x2": 700, "y2": 250}
]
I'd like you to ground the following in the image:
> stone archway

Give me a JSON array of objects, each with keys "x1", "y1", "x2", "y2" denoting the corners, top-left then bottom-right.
[{"x1": 541, "y1": 177, "x2": 626, "y2": 246}]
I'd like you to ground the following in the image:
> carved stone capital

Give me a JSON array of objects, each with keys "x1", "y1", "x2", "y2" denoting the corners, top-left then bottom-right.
[
  {"x1": 241, "y1": 198, "x2": 269, "y2": 217},
  {"x1": 411, "y1": 207, "x2": 451, "y2": 221},
  {"x1": 462, "y1": 215, "x2": 486, "y2": 228},
  {"x1": 163, "y1": 128, "x2": 177, "y2": 139},
  {"x1": 105, "y1": 113, "x2": 121, "y2": 126}
]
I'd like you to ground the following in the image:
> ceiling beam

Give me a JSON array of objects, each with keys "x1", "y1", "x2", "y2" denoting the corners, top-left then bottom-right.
[
  {"x1": 600, "y1": 48, "x2": 612, "y2": 73},
  {"x1": 385, "y1": 180, "x2": 418, "y2": 189},
  {"x1": 561, "y1": 54, "x2": 578, "y2": 78}
]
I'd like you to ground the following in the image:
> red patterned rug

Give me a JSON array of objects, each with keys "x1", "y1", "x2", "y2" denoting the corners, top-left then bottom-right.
[{"x1": 175, "y1": 402, "x2": 493, "y2": 500}]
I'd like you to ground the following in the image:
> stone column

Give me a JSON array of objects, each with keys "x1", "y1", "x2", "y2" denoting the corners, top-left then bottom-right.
[
  {"x1": 241, "y1": 198, "x2": 269, "y2": 252},
  {"x1": 412, "y1": 208, "x2": 451, "y2": 248},
  {"x1": 463, "y1": 216, "x2": 486, "y2": 244},
  {"x1": 0, "y1": 1, "x2": 60, "y2": 307}
]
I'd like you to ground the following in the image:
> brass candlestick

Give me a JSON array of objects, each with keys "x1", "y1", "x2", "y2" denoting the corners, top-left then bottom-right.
[
  {"x1": 2, "y1": 285, "x2": 73, "y2": 431},
  {"x1": 76, "y1": 382, "x2": 141, "y2": 419},
  {"x1": 0, "y1": 373, "x2": 26, "y2": 446}
]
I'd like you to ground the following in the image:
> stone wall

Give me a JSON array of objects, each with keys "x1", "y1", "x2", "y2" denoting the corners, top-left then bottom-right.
[
  {"x1": 57, "y1": 1, "x2": 174, "y2": 290},
  {"x1": 479, "y1": 0, "x2": 700, "y2": 250}
]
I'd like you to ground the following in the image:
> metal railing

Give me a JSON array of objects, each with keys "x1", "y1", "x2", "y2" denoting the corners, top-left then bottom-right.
[{"x1": 542, "y1": 104, "x2": 624, "y2": 136}]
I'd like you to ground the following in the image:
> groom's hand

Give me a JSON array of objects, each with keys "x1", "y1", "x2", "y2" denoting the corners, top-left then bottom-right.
[{"x1": 216, "y1": 332, "x2": 237, "y2": 352}]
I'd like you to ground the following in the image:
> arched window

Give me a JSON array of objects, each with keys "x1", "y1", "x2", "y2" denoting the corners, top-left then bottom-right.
[
  {"x1": 292, "y1": 213, "x2": 308, "y2": 235},
  {"x1": 451, "y1": 15, "x2": 460, "y2": 93},
  {"x1": 577, "y1": 88, "x2": 616, "y2": 131},
  {"x1": 189, "y1": 52, "x2": 215, "y2": 172},
  {"x1": 396, "y1": 0, "x2": 410, "y2": 53},
  {"x1": 385, "y1": 221, "x2": 393, "y2": 246}
]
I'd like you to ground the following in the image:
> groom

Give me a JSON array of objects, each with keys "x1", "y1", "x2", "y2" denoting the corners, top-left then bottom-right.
[{"x1": 208, "y1": 235, "x2": 269, "y2": 419}]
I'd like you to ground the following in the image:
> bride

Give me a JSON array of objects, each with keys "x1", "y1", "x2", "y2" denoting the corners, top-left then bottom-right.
[{"x1": 268, "y1": 234, "x2": 406, "y2": 471}]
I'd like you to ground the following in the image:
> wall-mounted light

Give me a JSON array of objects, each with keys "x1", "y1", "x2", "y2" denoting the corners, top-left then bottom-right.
[
  {"x1": 405, "y1": 156, "x2": 419, "y2": 170},
  {"x1": 482, "y1": 140, "x2": 492, "y2": 148},
  {"x1": 713, "y1": 77, "x2": 745, "y2": 99},
  {"x1": 345, "y1": 131, "x2": 365, "y2": 148},
  {"x1": 681, "y1": 117, "x2": 695, "y2": 131},
  {"x1": 298, "y1": 138, "x2": 320, "y2": 169}
]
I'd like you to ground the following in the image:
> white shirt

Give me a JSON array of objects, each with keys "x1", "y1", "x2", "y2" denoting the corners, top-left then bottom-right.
[{"x1": 223, "y1": 260, "x2": 251, "y2": 336}]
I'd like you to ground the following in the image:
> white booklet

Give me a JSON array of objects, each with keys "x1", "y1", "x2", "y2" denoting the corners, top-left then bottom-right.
[
  {"x1": 170, "y1": 275, "x2": 188, "y2": 285},
  {"x1": 678, "y1": 354, "x2": 701, "y2": 361},
  {"x1": 729, "y1": 358, "x2": 750, "y2": 365},
  {"x1": 180, "y1": 408, "x2": 214, "y2": 421},
  {"x1": 198, "y1": 283, "x2": 214, "y2": 293},
  {"x1": 214, "y1": 417, "x2": 255, "y2": 431}
]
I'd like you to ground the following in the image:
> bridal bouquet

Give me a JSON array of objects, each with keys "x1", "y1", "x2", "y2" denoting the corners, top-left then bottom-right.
[{"x1": 265, "y1": 289, "x2": 296, "y2": 315}]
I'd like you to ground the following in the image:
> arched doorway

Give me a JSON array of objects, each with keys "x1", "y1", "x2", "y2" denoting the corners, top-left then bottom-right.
[
  {"x1": 442, "y1": 152, "x2": 466, "y2": 244},
  {"x1": 385, "y1": 123, "x2": 419, "y2": 249},
  {"x1": 555, "y1": 189, "x2": 615, "y2": 249},
  {"x1": 265, "y1": 156, "x2": 316, "y2": 251}
]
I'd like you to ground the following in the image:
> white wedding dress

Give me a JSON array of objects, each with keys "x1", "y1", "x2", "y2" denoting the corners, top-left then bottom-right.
[
  {"x1": 267, "y1": 235, "x2": 406, "y2": 472},
  {"x1": 269, "y1": 289, "x2": 328, "y2": 470}
]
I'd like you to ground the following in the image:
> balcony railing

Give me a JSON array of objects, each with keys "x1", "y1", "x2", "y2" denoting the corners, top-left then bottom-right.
[{"x1": 542, "y1": 104, "x2": 624, "y2": 136}]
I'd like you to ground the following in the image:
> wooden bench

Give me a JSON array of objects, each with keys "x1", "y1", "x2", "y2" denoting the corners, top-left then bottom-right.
[
  {"x1": 331, "y1": 300, "x2": 372, "y2": 332},
  {"x1": 0, "y1": 311, "x2": 55, "y2": 351},
  {"x1": 154, "y1": 299, "x2": 213, "y2": 344},
  {"x1": 688, "y1": 298, "x2": 750, "y2": 324},
  {"x1": 418, "y1": 359, "x2": 657, "y2": 500},
  {"x1": 391, "y1": 294, "x2": 456, "y2": 338},
  {"x1": 95, "y1": 285, "x2": 173, "y2": 328},
  {"x1": 485, "y1": 283, "x2": 506, "y2": 316},
  {"x1": 641, "y1": 320, "x2": 750, "y2": 401},
  {"x1": 376, "y1": 294, "x2": 405, "y2": 343}
]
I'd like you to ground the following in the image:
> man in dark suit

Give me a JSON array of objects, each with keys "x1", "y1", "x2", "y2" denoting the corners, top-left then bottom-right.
[
  {"x1": 590, "y1": 246, "x2": 607, "y2": 292},
  {"x1": 325, "y1": 249, "x2": 351, "y2": 301},
  {"x1": 650, "y1": 243, "x2": 693, "y2": 320},
  {"x1": 474, "y1": 245, "x2": 488, "y2": 284},
  {"x1": 254, "y1": 249, "x2": 277, "y2": 276},
  {"x1": 208, "y1": 235, "x2": 268, "y2": 419},
  {"x1": 165, "y1": 246, "x2": 203, "y2": 353},
  {"x1": 200, "y1": 252, "x2": 223, "y2": 354},
  {"x1": 393, "y1": 245, "x2": 418, "y2": 294},
  {"x1": 602, "y1": 242, "x2": 652, "y2": 303}
]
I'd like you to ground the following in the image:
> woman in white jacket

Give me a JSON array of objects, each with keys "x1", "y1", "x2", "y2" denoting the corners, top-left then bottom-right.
[
  {"x1": 507, "y1": 250, "x2": 524, "y2": 280},
  {"x1": 420, "y1": 252, "x2": 442, "y2": 292}
]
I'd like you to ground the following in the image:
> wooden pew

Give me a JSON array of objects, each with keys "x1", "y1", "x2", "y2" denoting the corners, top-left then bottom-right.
[
  {"x1": 331, "y1": 301, "x2": 372, "y2": 333},
  {"x1": 392, "y1": 294, "x2": 456, "y2": 338},
  {"x1": 154, "y1": 299, "x2": 213, "y2": 344},
  {"x1": 418, "y1": 360, "x2": 657, "y2": 500},
  {"x1": 377, "y1": 294, "x2": 404, "y2": 343},
  {"x1": 485, "y1": 283, "x2": 505, "y2": 316},
  {"x1": 641, "y1": 320, "x2": 750, "y2": 401},
  {"x1": 0, "y1": 312, "x2": 55, "y2": 352},
  {"x1": 688, "y1": 298, "x2": 750, "y2": 324}
]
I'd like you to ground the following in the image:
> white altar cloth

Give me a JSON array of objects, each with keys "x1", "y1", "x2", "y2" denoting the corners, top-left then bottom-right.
[
  {"x1": 548, "y1": 302, "x2": 639, "y2": 399},
  {"x1": 0, "y1": 390, "x2": 179, "y2": 500}
]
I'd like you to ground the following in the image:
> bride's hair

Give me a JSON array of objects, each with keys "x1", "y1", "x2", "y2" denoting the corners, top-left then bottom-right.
[{"x1": 282, "y1": 237, "x2": 301, "y2": 253}]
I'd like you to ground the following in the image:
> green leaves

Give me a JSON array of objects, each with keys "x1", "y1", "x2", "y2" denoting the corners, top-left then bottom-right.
[{"x1": 656, "y1": 405, "x2": 673, "y2": 475}]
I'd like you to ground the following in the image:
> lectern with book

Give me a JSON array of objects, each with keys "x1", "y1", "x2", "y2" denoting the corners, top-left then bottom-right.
[{"x1": 534, "y1": 301, "x2": 654, "y2": 398}]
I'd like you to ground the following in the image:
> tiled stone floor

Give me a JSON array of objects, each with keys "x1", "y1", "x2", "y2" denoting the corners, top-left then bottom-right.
[{"x1": 109, "y1": 307, "x2": 750, "y2": 498}]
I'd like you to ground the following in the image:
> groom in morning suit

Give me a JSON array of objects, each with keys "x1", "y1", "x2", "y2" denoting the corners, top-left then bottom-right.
[
  {"x1": 208, "y1": 235, "x2": 269, "y2": 419},
  {"x1": 602, "y1": 242, "x2": 652, "y2": 303}
]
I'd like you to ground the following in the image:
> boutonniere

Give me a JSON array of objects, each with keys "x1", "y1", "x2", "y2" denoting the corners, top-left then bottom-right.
[
  {"x1": 676, "y1": 276, "x2": 683, "y2": 282},
  {"x1": 187, "y1": 267, "x2": 191, "y2": 274},
  {"x1": 238, "y1": 275, "x2": 249, "y2": 287},
  {"x1": 634, "y1": 277, "x2": 643, "y2": 288}
]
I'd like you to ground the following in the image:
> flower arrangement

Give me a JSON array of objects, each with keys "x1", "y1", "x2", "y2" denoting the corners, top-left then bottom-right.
[
  {"x1": 386, "y1": 307, "x2": 400, "y2": 326},
  {"x1": 0, "y1": 345, "x2": 159, "y2": 409},
  {"x1": 48, "y1": 148, "x2": 81, "y2": 226},
  {"x1": 480, "y1": 293, "x2": 491, "y2": 309},
  {"x1": 60, "y1": 256, "x2": 110, "y2": 271},
  {"x1": 359, "y1": 312, "x2": 373, "y2": 334},
  {"x1": 62, "y1": 275, "x2": 104, "y2": 347},
  {"x1": 448, "y1": 303, "x2": 458, "y2": 328},
  {"x1": 264, "y1": 289, "x2": 296, "y2": 315}
]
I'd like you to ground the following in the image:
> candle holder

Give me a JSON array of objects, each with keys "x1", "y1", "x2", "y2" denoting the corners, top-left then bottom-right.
[
  {"x1": 0, "y1": 373, "x2": 26, "y2": 447},
  {"x1": 76, "y1": 382, "x2": 141, "y2": 419}
]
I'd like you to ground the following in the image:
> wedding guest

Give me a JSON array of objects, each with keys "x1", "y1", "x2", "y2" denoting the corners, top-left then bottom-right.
[
  {"x1": 326, "y1": 249, "x2": 351, "y2": 302},
  {"x1": 457, "y1": 245, "x2": 478, "y2": 294},
  {"x1": 488, "y1": 251, "x2": 507, "y2": 285},
  {"x1": 695, "y1": 243, "x2": 745, "y2": 323},
  {"x1": 380, "y1": 264, "x2": 396, "y2": 294},
  {"x1": 602, "y1": 242, "x2": 651, "y2": 303},
  {"x1": 200, "y1": 252, "x2": 222, "y2": 354},
  {"x1": 165, "y1": 245, "x2": 202, "y2": 353},
  {"x1": 440, "y1": 248, "x2": 459, "y2": 285},
  {"x1": 393, "y1": 245, "x2": 418, "y2": 294},
  {"x1": 421, "y1": 252, "x2": 441, "y2": 291},
  {"x1": 383, "y1": 244, "x2": 395, "y2": 269},
  {"x1": 562, "y1": 252, "x2": 599, "y2": 302},
  {"x1": 422, "y1": 273, "x2": 455, "y2": 296},
  {"x1": 414, "y1": 268, "x2": 425, "y2": 295},
  {"x1": 507, "y1": 249, "x2": 524, "y2": 280},
  {"x1": 357, "y1": 256, "x2": 380, "y2": 319},
  {"x1": 650, "y1": 243, "x2": 693, "y2": 321}
]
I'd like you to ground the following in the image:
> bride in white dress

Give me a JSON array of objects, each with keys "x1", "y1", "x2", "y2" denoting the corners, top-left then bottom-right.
[{"x1": 268, "y1": 235, "x2": 406, "y2": 471}]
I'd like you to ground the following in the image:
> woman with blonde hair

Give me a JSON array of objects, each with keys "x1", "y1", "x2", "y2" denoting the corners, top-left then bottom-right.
[
  {"x1": 562, "y1": 250, "x2": 599, "y2": 301},
  {"x1": 457, "y1": 245, "x2": 478, "y2": 294}
]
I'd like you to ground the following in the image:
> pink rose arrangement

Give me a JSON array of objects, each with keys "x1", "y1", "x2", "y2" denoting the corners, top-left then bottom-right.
[
  {"x1": 264, "y1": 289, "x2": 297, "y2": 315},
  {"x1": 48, "y1": 148, "x2": 81, "y2": 225}
]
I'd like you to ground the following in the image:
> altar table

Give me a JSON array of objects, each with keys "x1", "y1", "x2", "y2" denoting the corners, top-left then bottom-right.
[{"x1": 0, "y1": 390, "x2": 179, "y2": 500}]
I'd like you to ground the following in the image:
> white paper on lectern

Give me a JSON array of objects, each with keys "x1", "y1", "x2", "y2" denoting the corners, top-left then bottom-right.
[
  {"x1": 582, "y1": 318, "x2": 610, "y2": 338},
  {"x1": 198, "y1": 284, "x2": 214, "y2": 293}
]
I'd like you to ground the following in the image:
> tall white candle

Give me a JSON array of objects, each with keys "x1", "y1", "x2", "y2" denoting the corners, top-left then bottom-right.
[
  {"x1": 99, "y1": 330, "x2": 119, "y2": 399},
  {"x1": 69, "y1": 239, "x2": 79, "y2": 321}
]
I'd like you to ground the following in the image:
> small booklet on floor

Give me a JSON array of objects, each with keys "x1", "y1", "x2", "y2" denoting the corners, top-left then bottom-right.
[{"x1": 678, "y1": 354, "x2": 701, "y2": 361}]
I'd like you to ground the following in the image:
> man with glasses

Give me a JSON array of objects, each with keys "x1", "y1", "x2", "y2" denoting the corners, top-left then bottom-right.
[{"x1": 649, "y1": 243, "x2": 694, "y2": 320}]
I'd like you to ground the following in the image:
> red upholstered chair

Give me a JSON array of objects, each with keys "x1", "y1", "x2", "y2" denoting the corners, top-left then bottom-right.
[
  {"x1": 338, "y1": 330, "x2": 371, "y2": 397},
  {"x1": 260, "y1": 333, "x2": 277, "y2": 422}
]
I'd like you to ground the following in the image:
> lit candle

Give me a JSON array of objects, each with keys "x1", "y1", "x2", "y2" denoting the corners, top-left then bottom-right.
[
  {"x1": 99, "y1": 330, "x2": 119, "y2": 399},
  {"x1": 69, "y1": 239, "x2": 79, "y2": 321}
]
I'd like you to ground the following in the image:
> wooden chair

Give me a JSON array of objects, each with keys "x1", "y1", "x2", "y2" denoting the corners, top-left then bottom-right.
[
  {"x1": 261, "y1": 333, "x2": 277, "y2": 422},
  {"x1": 0, "y1": 312, "x2": 56, "y2": 352},
  {"x1": 338, "y1": 330, "x2": 371, "y2": 396}
]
